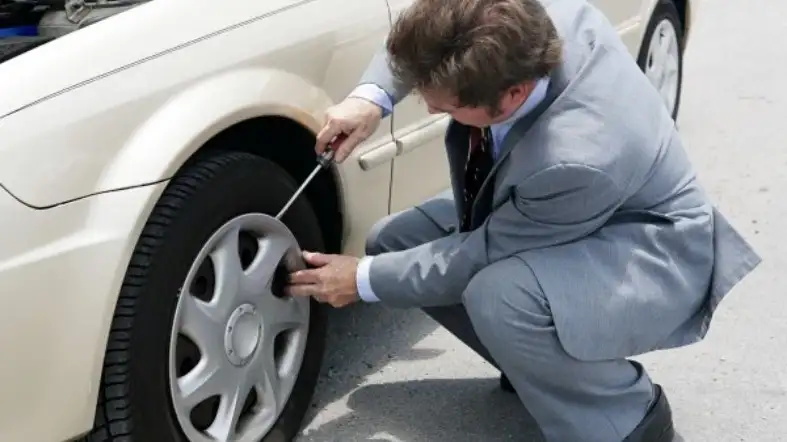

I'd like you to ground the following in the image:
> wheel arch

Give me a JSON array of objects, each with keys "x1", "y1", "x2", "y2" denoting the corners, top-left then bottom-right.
[
  {"x1": 100, "y1": 66, "x2": 347, "y2": 255},
  {"x1": 189, "y1": 116, "x2": 345, "y2": 254}
]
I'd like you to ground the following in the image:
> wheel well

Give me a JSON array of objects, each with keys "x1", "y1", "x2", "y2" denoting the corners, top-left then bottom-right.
[{"x1": 189, "y1": 116, "x2": 344, "y2": 254}]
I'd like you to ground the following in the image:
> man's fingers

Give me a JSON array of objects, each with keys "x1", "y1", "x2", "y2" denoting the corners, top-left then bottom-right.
[
  {"x1": 284, "y1": 283, "x2": 317, "y2": 298},
  {"x1": 289, "y1": 268, "x2": 321, "y2": 284},
  {"x1": 315, "y1": 121, "x2": 344, "y2": 154},
  {"x1": 285, "y1": 282, "x2": 334, "y2": 305},
  {"x1": 333, "y1": 128, "x2": 365, "y2": 163},
  {"x1": 302, "y1": 251, "x2": 333, "y2": 267}
]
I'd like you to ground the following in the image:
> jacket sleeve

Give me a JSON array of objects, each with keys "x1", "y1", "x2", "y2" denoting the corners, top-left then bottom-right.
[
  {"x1": 357, "y1": 47, "x2": 413, "y2": 106},
  {"x1": 366, "y1": 164, "x2": 623, "y2": 308}
]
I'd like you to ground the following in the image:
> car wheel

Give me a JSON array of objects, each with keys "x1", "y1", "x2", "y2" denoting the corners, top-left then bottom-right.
[
  {"x1": 84, "y1": 151, "x2": 327, "y2": 442},
  {"x1": 637, "y1": 0, "x2": 684, "y2": 120}
]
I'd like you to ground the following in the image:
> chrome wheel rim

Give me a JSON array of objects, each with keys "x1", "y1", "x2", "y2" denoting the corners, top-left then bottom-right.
[
  {"x1": 168, "y1": 213, "x2": 309, "y2": 442},
  {"x1": 645, "y1": 18, "x2": 681, "y2": 115}
]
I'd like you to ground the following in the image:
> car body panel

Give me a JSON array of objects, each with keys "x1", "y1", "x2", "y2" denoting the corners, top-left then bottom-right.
[
  {"x1": 0, "y1": 0, "x2": 314, "y2": 118},
  {"x1": 593, "y1": 0, "x2": 649, "y2": 50},
  {"x1": 0, "y1": 0, "x2": 694, "y2": 440},
  {"x1": 0, "y1": 181, "x2": 167, "y2": 442},
  {"x1": 0, "y1": 0, "x2": 394, "y2": 254}
]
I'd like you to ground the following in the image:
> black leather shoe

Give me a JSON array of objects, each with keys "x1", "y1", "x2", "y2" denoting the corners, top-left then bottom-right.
[
  {"x1": 623, "y1": 384, "x2": 675, "y2": 442},
  {"x1": 499, "y1": 374, "x2": 515, "y2": 393}
]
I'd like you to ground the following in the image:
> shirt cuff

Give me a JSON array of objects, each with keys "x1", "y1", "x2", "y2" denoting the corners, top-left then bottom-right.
[
  {"x1": 349, "y1": 83, "x2": 394, "y2": 117},
  {"x1": 355, "y1": 255, "x2": 381, "y2": 302}
]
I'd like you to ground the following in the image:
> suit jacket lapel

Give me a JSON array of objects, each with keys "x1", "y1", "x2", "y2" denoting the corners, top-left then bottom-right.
[{"x1": 469, "y1": 82, "x2": 557, "y2": 226}]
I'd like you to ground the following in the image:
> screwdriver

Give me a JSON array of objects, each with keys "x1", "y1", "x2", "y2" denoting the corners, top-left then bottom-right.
[{"x1": 274, "y1": 133, "x2": 347, "y2": 220}]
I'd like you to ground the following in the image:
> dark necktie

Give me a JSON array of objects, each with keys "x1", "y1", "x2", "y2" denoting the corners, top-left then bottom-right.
[{"x1": 460, "y1": 126, "x2": 494, "y2": 232}]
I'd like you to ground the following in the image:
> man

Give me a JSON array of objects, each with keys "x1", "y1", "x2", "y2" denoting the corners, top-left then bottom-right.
[{"x1": 286, "y1": 0, "x2": 761, "y2": 441}]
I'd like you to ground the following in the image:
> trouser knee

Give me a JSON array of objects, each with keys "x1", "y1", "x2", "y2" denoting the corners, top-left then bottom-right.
[
  {"x1": 364, "y1": 215, "x2": 400, "y2": 256},
  {"x1": 461, "y1": 257, "x2": 552, "y2": 364},
  {"x1": 365, "y1": 206, "x2": 449, "y2": 256},
  {"x1": 463, "y1": 259, "x2": 655, "y2": 442}
]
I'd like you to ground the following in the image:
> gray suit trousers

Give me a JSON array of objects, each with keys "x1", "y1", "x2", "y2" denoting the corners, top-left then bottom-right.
[{"x1": 365, "y1": 194, "x2": 657, "y2": 442}]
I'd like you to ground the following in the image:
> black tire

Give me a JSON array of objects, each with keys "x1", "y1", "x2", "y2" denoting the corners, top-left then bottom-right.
[
  {"x1": 83, "y1": 151, "x2": 327, "y2": 442},
  {"x1": 636, "y1": 0, "x2": 684, "y2": 120}
]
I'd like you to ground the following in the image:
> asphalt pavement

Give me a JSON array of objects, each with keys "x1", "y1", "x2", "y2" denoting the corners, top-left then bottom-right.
[{"x1": 298, "y1": 0, "x2": 786, "y2": 440}]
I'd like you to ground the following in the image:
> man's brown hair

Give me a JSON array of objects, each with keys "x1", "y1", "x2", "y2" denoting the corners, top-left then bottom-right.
[{"x1": 386, "y1": 0, "x2": 563, "y2": 115}]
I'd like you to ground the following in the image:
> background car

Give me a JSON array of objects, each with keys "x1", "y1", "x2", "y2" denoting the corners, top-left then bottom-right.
[{"x1": 0, "y1": 0, "x2": 694, "y2": 441}]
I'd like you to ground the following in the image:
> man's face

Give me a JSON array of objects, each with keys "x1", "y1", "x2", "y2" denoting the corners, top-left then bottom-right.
[{"x1": 419, "y1": 81, "x2": 535, "y2": 127}]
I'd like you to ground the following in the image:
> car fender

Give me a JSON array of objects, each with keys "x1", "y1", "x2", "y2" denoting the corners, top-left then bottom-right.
[
  {"x1": 0, "y1": 64, "x2": 343, "y2": 209},
  {"x1": 98, "y1": 66, "x2": 334, "y2": 191}
]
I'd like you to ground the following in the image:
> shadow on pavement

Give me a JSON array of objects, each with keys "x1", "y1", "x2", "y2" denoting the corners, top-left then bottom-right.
[
  {"x1": 298, "y1": 302, "x2": 544, "y2": 441},
  {"x1": 303, "y1": 302, "x2": 443, "y2": 418},
  {"x1": 302, "y1": 378, "x2": 543, "y2": 442}
]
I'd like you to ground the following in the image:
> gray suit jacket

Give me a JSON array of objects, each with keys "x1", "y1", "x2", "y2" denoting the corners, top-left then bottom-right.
[{"x1": 360, "y1": 0, "x2": 761, "y2": 361}]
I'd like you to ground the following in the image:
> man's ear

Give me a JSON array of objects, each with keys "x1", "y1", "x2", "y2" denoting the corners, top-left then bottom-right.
[
  {"x1": 509, "y1": 80, "x2": 536, "y2": 101},
  {"x1": 495, "y1": 81, "x2": 535, "y2": 117}
]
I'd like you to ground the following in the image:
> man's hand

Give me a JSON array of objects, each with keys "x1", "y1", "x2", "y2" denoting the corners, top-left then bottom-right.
[
  {"x1": 316, "y1": 97, "x2": 383, "y2": 163},
  {"x1": 286, "y1": 251, "x2": 361, "y2": 308}
]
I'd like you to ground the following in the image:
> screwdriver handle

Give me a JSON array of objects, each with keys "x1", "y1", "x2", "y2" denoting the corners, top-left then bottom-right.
[
  {"x1": 317, "y1": 133, "x2": 348, "y2": 168},
  {"x1": 317, "y1": 149, "x2": 334, "y2": 168}
]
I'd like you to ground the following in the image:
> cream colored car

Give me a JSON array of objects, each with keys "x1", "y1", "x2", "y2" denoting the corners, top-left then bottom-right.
[{"x1": 0, "y1": 0, "x2": 694, "y2": 441}]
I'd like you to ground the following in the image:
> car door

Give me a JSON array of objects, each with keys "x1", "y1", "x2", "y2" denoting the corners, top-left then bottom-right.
[
  {"x1": 383, "y1": 0, "x2": 454, "y2": 214},
  {"x1": 307, "y1": 0, "x2": 398, "y2": 254},
  {"x1": 589, "y1": 0, "x2": 646, "y2": 52}
]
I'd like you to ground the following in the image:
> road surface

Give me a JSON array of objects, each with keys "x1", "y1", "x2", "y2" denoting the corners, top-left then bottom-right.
[{"x1": 299, "y1": 0, "x2": 786, "y2": 440}]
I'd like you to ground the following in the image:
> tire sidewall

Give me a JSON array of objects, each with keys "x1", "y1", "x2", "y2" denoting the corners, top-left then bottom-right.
[
  {"x1": 636, "y1": 0, "x2": 684, "y2": 120},
  {"x1": 126, "y1": 153, "x2": 327, "y2": 442}
]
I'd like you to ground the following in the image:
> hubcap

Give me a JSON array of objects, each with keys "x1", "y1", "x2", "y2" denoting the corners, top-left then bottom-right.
[
  {"x1": 224, "y1": 304, "x2": 262, "y2": 366},
  {"x1": 168, "y1": 213, "x2": 309, "y2": 442},
  {"x1": 645, "y1": 18, "x2": 680, "y2": 115}
]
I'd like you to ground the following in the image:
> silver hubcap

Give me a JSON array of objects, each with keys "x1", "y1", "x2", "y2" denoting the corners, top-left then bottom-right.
[
  {"x1": 645, "y1": 18, "x2": 680, "y2": 115},
  {"x1": 168, "y1": 213, "x2": 309, "y2": 442}
]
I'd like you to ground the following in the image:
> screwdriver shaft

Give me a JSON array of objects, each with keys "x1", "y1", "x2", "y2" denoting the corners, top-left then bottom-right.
[
  {"x1": 274, "y1": 163, "x2": 322, "y2": 220},
  {"x1": 273, "y1": 133, "x2": 344, "y2": 221}
]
